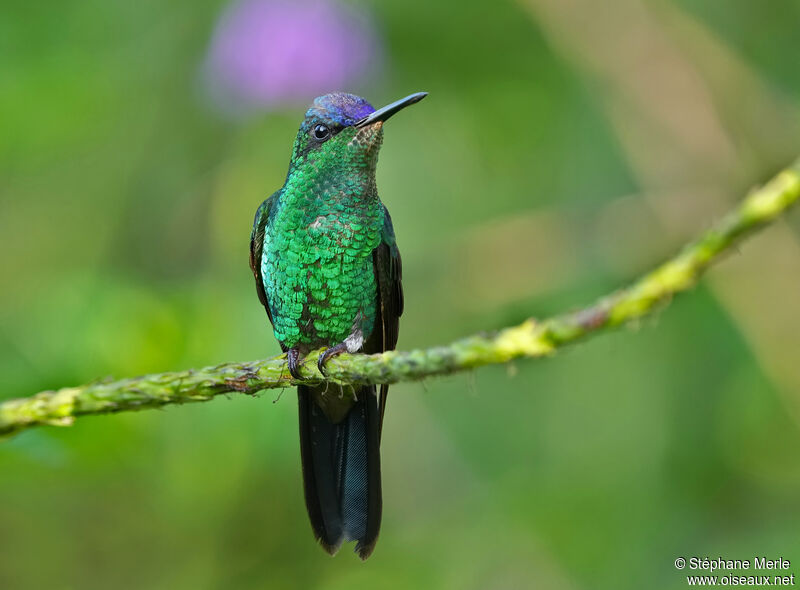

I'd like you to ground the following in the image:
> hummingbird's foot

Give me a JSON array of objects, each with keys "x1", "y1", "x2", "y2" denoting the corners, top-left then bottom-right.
[
  {"x1": 317, "y1": 342, "x2": 349, "y2": 378},
  {"x1": 287, "y1": 348, "x2": 304, "y2": 380}
]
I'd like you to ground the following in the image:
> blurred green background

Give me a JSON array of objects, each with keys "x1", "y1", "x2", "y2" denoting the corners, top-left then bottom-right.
[{"x1": 3, "y1": 0, "x2": 800, "y2": 588}]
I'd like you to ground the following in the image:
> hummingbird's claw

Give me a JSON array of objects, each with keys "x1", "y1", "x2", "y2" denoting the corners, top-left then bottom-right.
[
  {"x1": 317, "y1": 342, "x2": 349, "y2": 378},
  {"x1": 287, "y1": 348, "x2": 304, "y2": 380}
]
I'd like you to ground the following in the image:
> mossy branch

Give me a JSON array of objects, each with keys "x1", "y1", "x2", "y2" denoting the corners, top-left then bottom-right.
[{"x1": 2, "y1": 160, "x2": 800, "y2": 439}]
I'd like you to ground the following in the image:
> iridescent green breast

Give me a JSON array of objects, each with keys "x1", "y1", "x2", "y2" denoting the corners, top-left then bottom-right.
[{"x1": 261, "y1": 186, "x2": 384, "y2": 350}]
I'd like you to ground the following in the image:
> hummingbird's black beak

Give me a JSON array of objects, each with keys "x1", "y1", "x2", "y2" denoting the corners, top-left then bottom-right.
[{"x1": 355, "y1": 92, "x2": 428, "y2": 128}]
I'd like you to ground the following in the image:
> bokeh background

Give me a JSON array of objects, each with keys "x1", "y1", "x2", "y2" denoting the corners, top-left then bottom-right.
[{"x1": 2, "y1": 0, "x2": 800, "y2": 588}]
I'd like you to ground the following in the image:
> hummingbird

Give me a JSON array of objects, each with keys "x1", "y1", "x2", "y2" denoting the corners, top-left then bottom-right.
[{"x1": 249, "y1": 92, "x2": 426, "y2": 558}]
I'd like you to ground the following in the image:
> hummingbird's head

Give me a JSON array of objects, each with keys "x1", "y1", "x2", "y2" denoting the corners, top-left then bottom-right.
[{"x1": 287, "y1": 92, "x2": 427, "y2": 180}]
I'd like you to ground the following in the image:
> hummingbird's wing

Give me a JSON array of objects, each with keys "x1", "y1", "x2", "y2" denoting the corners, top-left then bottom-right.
[
  {"x1": 249, "y1": 192, "x2": 279, "y2": 329},
  {"x1": 371, "y1": 205, "x2": 404, "y2": 435}
]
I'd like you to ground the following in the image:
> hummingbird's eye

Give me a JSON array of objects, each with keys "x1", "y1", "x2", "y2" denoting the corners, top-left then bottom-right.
[{"x1": 312, "y1": 124, "x2": 331, "y2": 141}]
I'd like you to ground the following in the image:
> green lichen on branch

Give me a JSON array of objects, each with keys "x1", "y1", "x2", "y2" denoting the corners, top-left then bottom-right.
[{"x1": 2, "y1": 160, "x2": 799, "y2": 439}]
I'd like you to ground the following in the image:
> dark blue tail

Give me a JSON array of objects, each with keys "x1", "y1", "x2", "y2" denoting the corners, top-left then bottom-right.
[{"x1": 297, "y1": 385, "x2": 381, "y2": 559}]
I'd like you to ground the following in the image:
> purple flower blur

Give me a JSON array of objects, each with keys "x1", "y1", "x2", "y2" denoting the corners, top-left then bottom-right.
[{"x1": 205, "y1": 0, "x2": 382, "y2": 112}]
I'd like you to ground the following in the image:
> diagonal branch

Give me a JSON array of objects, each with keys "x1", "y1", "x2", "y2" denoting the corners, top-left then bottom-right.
[{"x1": 2, "y1": 160, "x2": 799, "y2": 439}]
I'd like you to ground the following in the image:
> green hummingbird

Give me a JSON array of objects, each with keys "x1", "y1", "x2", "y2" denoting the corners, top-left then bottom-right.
[{"x1": 249, "y1": 92, "x2": 426, "y2": 558}]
